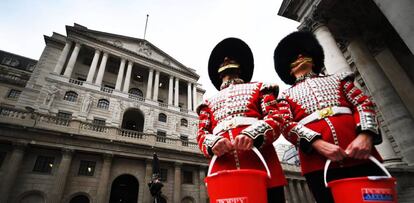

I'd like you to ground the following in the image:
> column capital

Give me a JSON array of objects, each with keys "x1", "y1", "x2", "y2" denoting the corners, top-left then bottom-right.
[
  {"x1": 174, "y1": 162, "x2": 183, "y2": 167},
  {"x1": 298, "y1": 5, "x2": 327, "y2": 32},
  {"x1": 103, "y1": 153, "x2": 114, "y2": 160},
  {"x1": 61, "y1": 148, "x2": 75, "y2": 156}
]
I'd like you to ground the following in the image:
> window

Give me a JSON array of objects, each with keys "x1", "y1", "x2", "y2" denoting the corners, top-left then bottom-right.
[
  {"x1": 57, "y1": 111, "x2": 72, "y2": 120},
  {"x1": 78, "y1": 160, "x2": 96, "y2": 176},
  {"x1": 129, "y1": 88, "x2": 143, "y2": 97},
  {"x1": 182, "y1": 170, "x2": 193, "y2": 184},
  {"x1": 7, "y1": 89, "x2": 21, "y2": 99},
  {"x1": 180, "y1": 135, "x2": 189, "y2": 146},
  {"x1": 180, "y1": 119, "x2": 188, "y2": 127},
  {"x1": 93, "y1": 118, "x2": 106, "y2": 132},
  {"x1": 33, "y1": 156, "x2": 54, "y2": 173},
  {"x1": 0, "y1": 152, "x2": 6, "y2": 168},
  {"x1": 160, "y1": 168, "x2": 168, "y2": 182},
  {"x1": 63, "y1": 91, "x2": 78, "y2": 102},
  {"x1": 158, "y1": 113, "x2": 167, "y2": 122},
  {"x1": 156, "y1": 130, "x2": 166, "y2": 143},
  {"x1": 97, "y1": 99, "x2": 110, "y2": 110},
  {"x1": 93, "y1": 118, "x2": 106, "y2": 126}
]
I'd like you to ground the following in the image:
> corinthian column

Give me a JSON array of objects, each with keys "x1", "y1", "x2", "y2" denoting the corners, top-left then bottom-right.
[
  {"x1": 95, "y1": 52, "x2": 108, "y2": 86},
  {"x1": 174, "y1": 78, "x2": 180, "y2": 107},
  {"x1": 168, "y1": 76, "x2": 174, "y2": 105},
  {"x1": 192, "y1": 84, "x2": 197, "y2": 111},
  {"x1": 115, "y1": 58, "x2": 126, "y2": 91},
  {"x1": 86, "y1": 49, "x2": 101, "y2": 83},
  {"x1": 63, "y1": 43, "x2": 81, "y2": 78},
  {"x1": 173, "y1": 162, "x2": 182, "y2": 202},
  {"x1": 348, "y1": 38, "x2": 414, "y2": 165},
  {"x1": 51, "y1": 149, "x2": 73, "y2": 202},
  {"x1": 96, "y1": 153, "x2": 113, "y2": 203},
  {"x1": 122, "y1": 61, "x2": 133, "y2": 93},
  {"x1": 187, "y1": 82, "x2": 192, "y2": 110},
  {"x1": 146, "y1": 69, "x2": 154, "y2": 99},
  {"x1": 53, "y1": 41, "x2": 72, "y2": 75},
  {"x1": 152, "y1": 71, "x2": 160, "y2": 101},
  {"x1": 0, "y1": 142, "x2": 26, "y2": 203}
]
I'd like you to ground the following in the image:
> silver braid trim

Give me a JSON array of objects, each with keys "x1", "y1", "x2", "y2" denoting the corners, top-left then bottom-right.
[
  {"x1": 203, "y1": 134, "x2": 223, "y2": 148},
  {"x1": 290, "y1": 124, "x2": 321, "y2": 143},
  {"x1": 241, "y1": 120, "x2": 273, "y2": 140},
  {"x1": 358, "y1": 107, "x2": 379, "y2": 134}
]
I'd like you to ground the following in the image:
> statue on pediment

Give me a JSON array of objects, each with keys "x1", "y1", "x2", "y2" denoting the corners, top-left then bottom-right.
[{"x1": 138, "y1": 41, "x2": 152, "y2": 56}]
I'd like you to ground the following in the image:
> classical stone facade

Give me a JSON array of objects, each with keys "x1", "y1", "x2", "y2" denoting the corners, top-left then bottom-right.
[
  {"x1": 0, "y1": 24, "x2": 313, "y2": 203},
  {"x1": 279, "y1": 0, "x2": 414, "y2": 202}
]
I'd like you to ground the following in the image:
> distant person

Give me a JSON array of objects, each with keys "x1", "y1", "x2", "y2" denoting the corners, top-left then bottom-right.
[
  {"x1": 197, "y1": 38, "x2": 287, "y2": 202},
  {"x1": 273, "y1": 31, "x2": 384, "y2": 203}
]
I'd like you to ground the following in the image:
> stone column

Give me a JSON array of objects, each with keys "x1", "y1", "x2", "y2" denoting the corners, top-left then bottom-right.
[
  {"x1": 53, "y1": 41, "x2": 72, "y2": 74},
  {"x1": 0, "y1": 142, "x2": 26, "y2": 203},
  {"x1": 173, "y1": 162, "x2": 182, "y2": 203},
  {"x1": 96, "y1": 153, "x2": 113, "y2": 203},
  {"x1": 86, "y1": 49, "x2": 101, "y2": 83},
  {"x1": 348, "y1": 38, "x2": 414, "y2": 165},
  {"x1": 168, "y1": 76, "x2": 174, "y2": 105},
  {"x1": 95, "y1": 52, "x2": 108, "y2": 86},
  {"x1": 373, "y1": 0, "x2": 414, "y2": 54},
  {"x1": 152, "y1": 71, "x2": 160, "y2": 101},
  {"x1": 375, "y1": 48, "x2": 414, "y2": 117},
  {"x1": 122, "y1": 61, "x2": 133, "y2": 93},
  {"x1": 63, "y1": 42, "x2": 81, "y2": 78},
  {"x1": 192, "y1": 84, "x2": 197, "y2": 111},
  {"x1": 115, "y1": 58, "x2": 126, "y2": 91},
  {"x1": 51, "y1": 149, "x2": 73, "y2": 202},
  {"x1": 174, "y1": 78, "x2": 180, "y2": 107},
  {"x1": 187, "y1": 82, "x2": 192, "y2": 111},
  {"x1": 143, "y1": 159, "x2": 153, "y2": 203},
  {"x1": 199, "y1": 166, "x2": 207, "y2": 203},
  {"x1": 312, "y1": 24, "x2": 351, "y2": 74},
  {"x1": 146, "y1": 69, "x2": 154, "y2": 99}
]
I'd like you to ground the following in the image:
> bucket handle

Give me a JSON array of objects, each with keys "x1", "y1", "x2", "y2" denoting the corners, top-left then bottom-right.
[
  {"x1": 324, "y1": 155, "x2": 392, "y2": 187},
  {"x1": 207, "y1": 147, "x2": 271, "y2": 178}
]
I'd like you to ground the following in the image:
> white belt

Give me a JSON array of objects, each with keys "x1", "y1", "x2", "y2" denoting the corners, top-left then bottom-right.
[
  {"x1": 299, "y1": 106, "x2": 352, "y2": 125},
  {"x1": 213, "y1": 117, "x2": 258, "y2": 135}
]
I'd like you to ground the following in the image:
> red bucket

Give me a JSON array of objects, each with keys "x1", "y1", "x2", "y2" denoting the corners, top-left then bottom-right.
[
  {"x1": 324, "y1": 156, "x2": 398, "y2": 203},
  {"x1": 205, "y1": 147, "x2": 271, "y2": 203}
]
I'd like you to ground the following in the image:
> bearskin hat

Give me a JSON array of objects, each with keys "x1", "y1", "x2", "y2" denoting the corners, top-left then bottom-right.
[
  {"x1": 273, "y1": 31, "x2": 324, "y2": 85},
  {"x1": 208, "y1": 37, "x2": 254, "y2": 90}
]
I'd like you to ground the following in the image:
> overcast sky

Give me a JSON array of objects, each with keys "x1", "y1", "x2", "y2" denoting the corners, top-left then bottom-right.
[
  {"x1": 1, "y1": 0, "x2": 299, "y2": 144},
  {"x1": 0, "y1": 0, "x2": 299, "y2": 97}
]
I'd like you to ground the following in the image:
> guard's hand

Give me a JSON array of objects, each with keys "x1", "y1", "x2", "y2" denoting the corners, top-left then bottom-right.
[
  {"x1": 233, "y1": 134, "x2": 253, "y2": 151},
  {"x1": 312, "y1": 139, "x2": 347, "y2": 162},
  {"x1": 212, "y1": 138, "x2": 233, "y2": 157},
  {"x1": 345, "y1": 133, "x2": 373, "y2": 160}
]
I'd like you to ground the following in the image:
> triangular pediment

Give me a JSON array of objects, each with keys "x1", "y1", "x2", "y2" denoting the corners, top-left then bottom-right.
[{"x1": 67, "y1": 24, "x2": 198, "y2": 78}]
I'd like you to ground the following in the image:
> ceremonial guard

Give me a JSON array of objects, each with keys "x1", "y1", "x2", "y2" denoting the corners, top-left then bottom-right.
[
  {"x1": 273, "y1": 31, "x2": 384, "y2": 203},
  {"x1": 197, "y1": 38, "x2": 287, "y2": 202}
]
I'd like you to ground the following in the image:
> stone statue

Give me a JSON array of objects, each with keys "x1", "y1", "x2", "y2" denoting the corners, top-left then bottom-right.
[
  {"x1": 43, "y1": 85, "x2": 59, "y2": 107},
  {"x1": 81, "y1": 93, "x2": 93, "y2": 113}
]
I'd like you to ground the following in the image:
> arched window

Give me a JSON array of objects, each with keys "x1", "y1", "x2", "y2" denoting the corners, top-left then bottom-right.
[
  {"x1": 64, "y1": 91, "x2": 78, "y2": 102},
  {"x1": 129, "y1": 88, "x2": 143, "y2": 97},
  {"x1": 97, "y1": 99, "x2": 110, "y2": 110},
  {"x1": 180, "y1": 118, "x2": 188, "y2": 127},
  {"x1": 158, "y1": 113, "x2": 167, "y2": 122}
]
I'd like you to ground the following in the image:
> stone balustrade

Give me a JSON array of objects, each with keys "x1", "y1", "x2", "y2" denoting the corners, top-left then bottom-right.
[{"x1": 0, "y1": 105, "x2": 200, "y2": 153}]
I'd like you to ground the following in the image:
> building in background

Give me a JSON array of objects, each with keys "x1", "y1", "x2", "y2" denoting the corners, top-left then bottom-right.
[
  {"x1": 0, "y1": 23, "x2": 314, "y2": 203},
  {"x1": 278, "y1": 0, "x2": 414, "y2": 202}
]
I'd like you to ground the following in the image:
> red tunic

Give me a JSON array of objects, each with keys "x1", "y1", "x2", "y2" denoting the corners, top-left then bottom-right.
[
  {"x1": 197, "y1": 80, "x2": 287, "y2": 188},
  {"x1": 277, "y1": 72, "x2": 382, "y2": 175}
]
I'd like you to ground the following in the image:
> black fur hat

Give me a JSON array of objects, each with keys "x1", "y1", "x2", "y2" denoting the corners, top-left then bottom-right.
[
  {"x1": 208, "y1": 38, "x2": 254, "y2": 90},
  {"x1": 273, "y1": 31, "x2": 324, "y2": 85}
]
